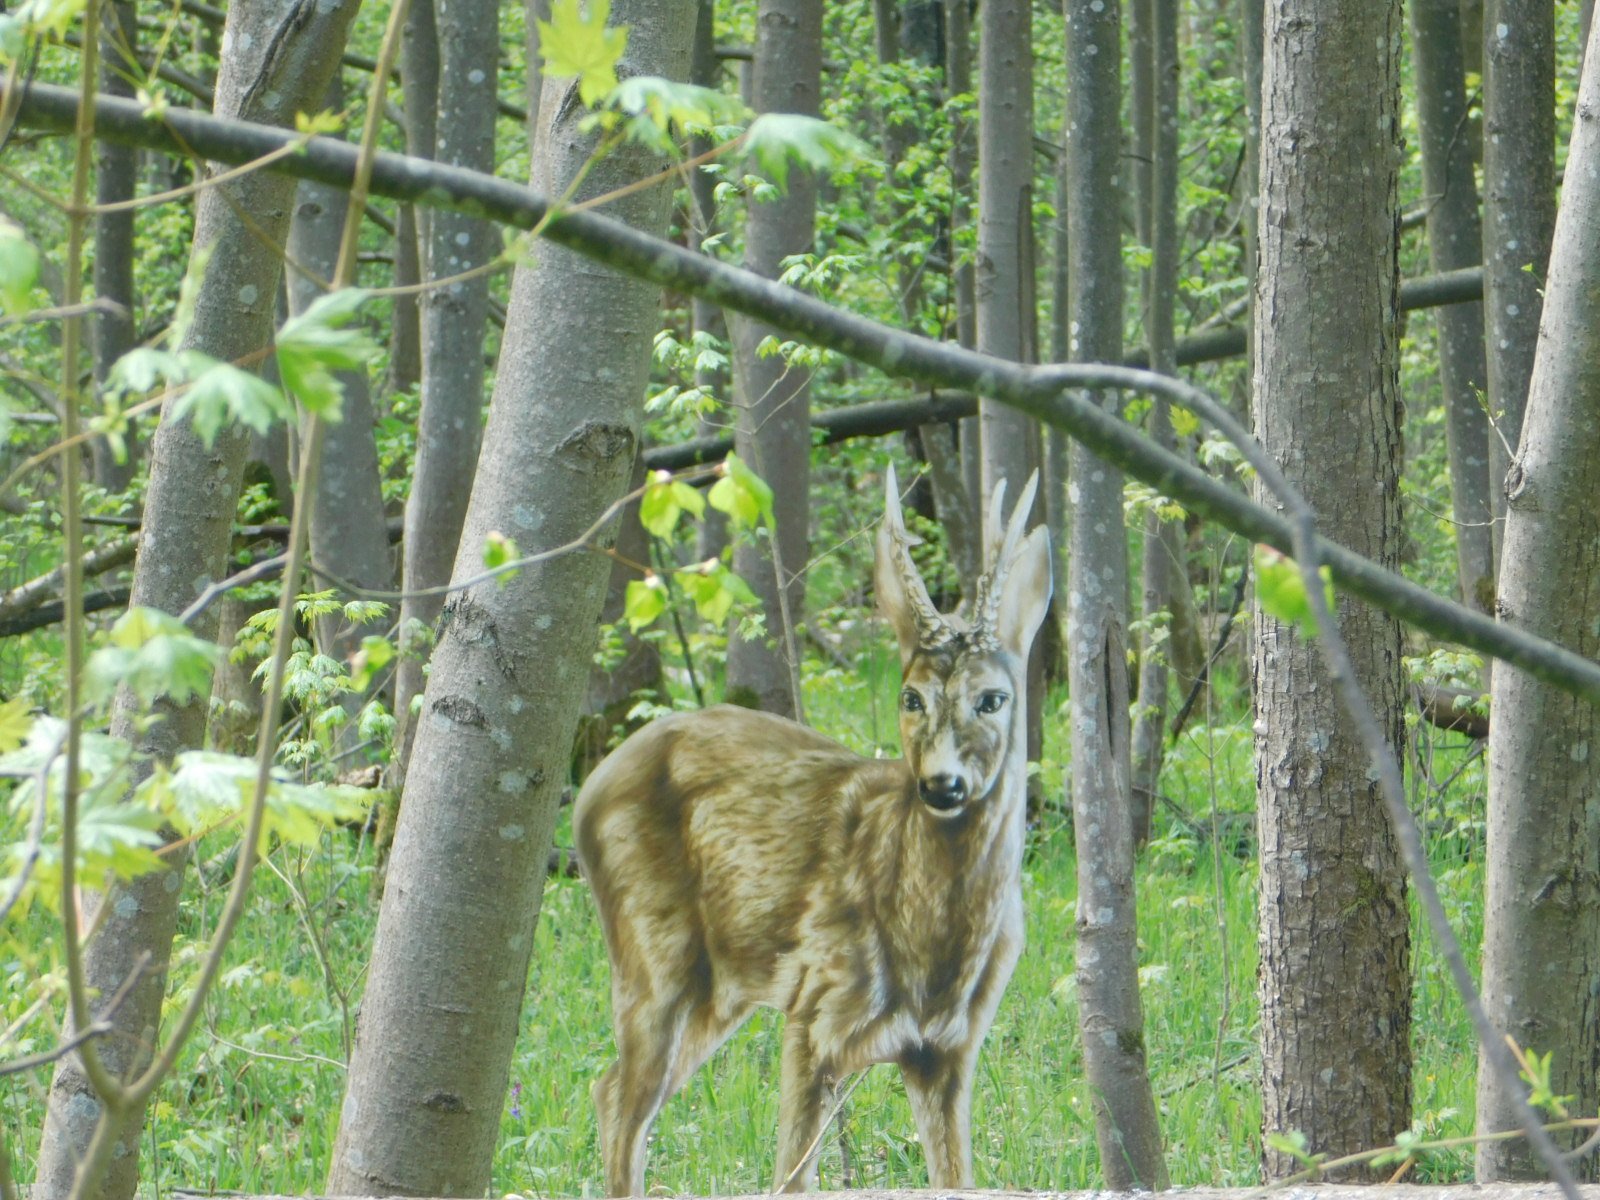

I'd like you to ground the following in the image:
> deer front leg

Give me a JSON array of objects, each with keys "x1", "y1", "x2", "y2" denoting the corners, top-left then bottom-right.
[
  {"x1": 772, "y1": 1019, "x2": 837, "y2": 1192},
  {"x1": 900, "y1": 1042, "x2": 975, "y2": 1188}
]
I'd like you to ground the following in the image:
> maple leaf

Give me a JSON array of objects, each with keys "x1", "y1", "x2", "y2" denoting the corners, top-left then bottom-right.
[{"x1": 537, "y1": 0, "x2": 630, "y2": 108}]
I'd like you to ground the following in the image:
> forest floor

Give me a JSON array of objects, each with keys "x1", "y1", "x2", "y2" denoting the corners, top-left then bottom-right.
[{"x1": 4, "y1": 668, "x2": 1493, "y2": 1196}]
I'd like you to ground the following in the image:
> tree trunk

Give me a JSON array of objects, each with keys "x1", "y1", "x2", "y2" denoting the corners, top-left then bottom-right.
[
  {"x1": 1129, "y1": 0, "x2": 1182, "y2": 844},
  {"x1": 689, "y1": 0, "x2": 731, "y2": 565},
  {"x1": 31, "y1": 1, "x2": 358, "y2": 1196},
  {"x1": 1063, "y1": 0, "x2": 1168, "y2": 1189},
  {"x1": 1253, "y1": 0, "x2": 1411, "y2": 1179},
  {"x1": 977, "y1": 0, "x2": 1045, "y2": 777},
  {"x1": 943, "y1": 0, "x2": 981, "y2": 517},
  {"x1": 1410, "y1": 0, "x2": 1495, "y2": 614},
  {"x1": 284, "y1": 101, "x2": 395, "y2": 667},
  {"x1": 1481, "y1": 0, "x2": 1554, "y2": 565},
  {"x1": 725, "y1": 0, "x2": 821, "y2": 718},
  {"x1": 90, "y1": 0, "x2": 138, "y2": 492},
  {"x1": 391, "y1": 0, "x2": 497, "y2": 785},
  {"x1": 324, "y1": 5, "x2": 696, "y2": 1194},
  {"x1": 1476, "y1": 14, "x2": 1600, "y2": 1180}
]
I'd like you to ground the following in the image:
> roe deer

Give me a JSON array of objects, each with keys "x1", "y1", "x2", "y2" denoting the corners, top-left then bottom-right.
[{"x1": 574, "y1": 465, "x2": 1052, "y2": 1195}]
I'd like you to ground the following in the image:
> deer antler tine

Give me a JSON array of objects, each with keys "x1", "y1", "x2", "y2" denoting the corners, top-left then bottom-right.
[
  {"x1": 983, "y1": 478, "x2": 1007, "y2": 562},
  {"x1": 971, "y1": 470, "x2": 1040, "y2": 651},
  {"x1": 883, "y1": 465, "x2": 956, "y2": 650}
]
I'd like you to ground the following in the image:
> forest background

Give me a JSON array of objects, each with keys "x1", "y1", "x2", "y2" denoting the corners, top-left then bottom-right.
[{"x1": 2, "y1": 0, "x2": 1600, "y2": 1198}]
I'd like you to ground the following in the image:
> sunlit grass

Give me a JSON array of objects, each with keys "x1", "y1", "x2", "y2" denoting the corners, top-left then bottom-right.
[{"x1": 3, "y1": 663, "x2": 1489, "y2": 1196}]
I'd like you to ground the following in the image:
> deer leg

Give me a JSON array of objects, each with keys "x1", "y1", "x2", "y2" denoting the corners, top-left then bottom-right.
[
  {"x1": 772, "y1": 1019, "x2": 836, "y2": 1193},
  {"x1": 900, "y1": 1043, "x2": 976, "y2": 1188},
  {"x1": 594, "y1": 995, "x2": 688, "y2": 1197}
]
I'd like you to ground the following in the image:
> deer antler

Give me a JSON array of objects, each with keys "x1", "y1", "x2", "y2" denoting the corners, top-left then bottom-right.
[
  {"x1": 884, "y1": 464, "x2": 957, "y2": 650},
  {"x1": 970, "y1": 471, "x2": 1040, "y2": 652}
]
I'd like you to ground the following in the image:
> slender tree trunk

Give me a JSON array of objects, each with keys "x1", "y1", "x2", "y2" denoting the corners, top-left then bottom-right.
[
  {"x1": 90, "y1": 0, "x2": 138, "y2": 491},
  {"x1": 389, "y1": 201, "x2": 423, "y2": 393},
  {"x1": 1253, "y1": 0, "x2": 1411, "y2": 1178},
  {"x1": 31, "y1": 2, "x2": 358, "y2": 1196},
  {"x1": 1481, "y1": 0, "x2": 1554, "y2": 565},
  {"x1": 284, "y1": 99, "x2": 395, "y2": 666},
  {"x1": 943, "y1": 0, "x2": 981, "y2": 512},
  {"x1": 976, "y1": 0, "x2": 1033, "y2": 505},
  {"x1": 392, "y1": 0, "x2": 498, "y2": 782},
  {"x1": 689, "y1": 0, "x2": 731, "y2": 565},
  {"x1": 1411, "y1": 0, "x2": 1495, "y2": 614},
  {"x1": 324, "y1": 6, "x2": 696, "y2": 1194},
  {"x1": 725, "y1": 0, "x2": 821, "y2": 718},
  {"x1": 977, "y1": 0, "x2": 1046, "y2": 776},
  {"x1": 1129, "y1": 0, "x2": 1182, "y2": 845},
  {"x1": 1063, "y1": 0, "x2": 1168, "y2": 1188},
  {"x1": 1476, "y1": 14, "x2": 1600, "y2": 1180}
]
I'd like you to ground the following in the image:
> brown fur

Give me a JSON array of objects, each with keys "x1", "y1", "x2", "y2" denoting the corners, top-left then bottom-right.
[{"x1": 574, "y1": 470, "x2": 1052, "y2": 1195}]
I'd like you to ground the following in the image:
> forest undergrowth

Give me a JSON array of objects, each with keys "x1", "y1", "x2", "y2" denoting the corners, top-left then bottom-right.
[{"x1": 1, "y1": 651, "x2": 1488, "y2": 1196}]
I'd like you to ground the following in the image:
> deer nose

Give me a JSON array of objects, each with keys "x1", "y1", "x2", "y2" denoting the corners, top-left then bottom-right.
[{"x1": 919, "y1": 773, "x2": 968, "y2": 811}]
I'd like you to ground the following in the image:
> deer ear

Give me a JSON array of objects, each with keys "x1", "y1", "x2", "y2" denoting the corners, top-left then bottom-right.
[{"x1": 996, "y1": 525, "x2": 1053, "y2": 658}]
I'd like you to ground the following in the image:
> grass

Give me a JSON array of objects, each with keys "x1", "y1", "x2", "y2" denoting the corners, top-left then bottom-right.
[{"x1": 1, "y1": 657, "x2": 1491, "y2": 1196}]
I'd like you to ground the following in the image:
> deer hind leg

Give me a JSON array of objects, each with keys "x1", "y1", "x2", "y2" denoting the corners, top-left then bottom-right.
[
  {"x1": 772, "y1": 1018, "x2": 838, "y2": 1193},
  {"x1": 594, "y1": 950, "x2": 746, "y2": 1197},
  {"x1": 900, "y1": 1042, "x2": 976, "y2": 1188}
]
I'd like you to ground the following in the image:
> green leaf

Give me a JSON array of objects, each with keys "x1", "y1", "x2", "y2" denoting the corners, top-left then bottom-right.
[
  {"x1": 706, "y1": 453, "x2": 775, "y2": 529},
  {"x1": 483, "y1": 530, "x2": 520, "y2": 583},
  {"x1": 638, "y1": 471, "x2": 708, "y2": 539},
  {"x1": 0, "y1": 219, "x2": 40, "y2": 315},
  {"x1": 349, "y1": 635, "x2": 394, "y2": 692},
  {"x1": 138, "y1": 751, "x2": 369, "y2": 852},
  {"x1": 537, "y1": 0, "x2": 630, "y2": 108},
  {"x1": 1263, "y1": 1130, "x2": 1318, "y2": 1167},
  {"x1": 675, "y1": 560, "x2": 757, "y2": 626},
  {"x1": 0, "y1": 696, "x2": 31, "y2": 754},
  {"x1": 743, "y1": 113, "x2": 873, "y2": 191},
  {"x1": 168, "y1": 353, "x2": 291, "y2": 447},
  {"x1": 0, "y1": 14, "x2": 25, "y2": 63},
  {"x1": 85, "y1": 607, "x2": 222, "y2": 709},
  {"x1": 275, "y1": 288, "x2": 379, "y2": 419},
  {"x1": 623, "y1": 575, "x2": 666, "y2": 632},
  {"x1": 599, "y1": 76, "x2": 749, "y2": 150},
  {"x1": 1254, "y1": 545, "x2": 1337, "y2": 636}
]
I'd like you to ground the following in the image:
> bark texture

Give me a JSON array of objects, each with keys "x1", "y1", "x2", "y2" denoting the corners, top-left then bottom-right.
[
  {"x1": 1411, "y1": 0, "x2": 1494, "y2": 613},
  {"x1": 1252, "y1": 0, "x2": 1411, "y2": 1179},
  {"x1": 1475, "y1": 14, "x2": 1600, "y2": 1180},
  {"x1": 1063, "y1": 0, "x2": 1167, "y2": 1189},
  {"x1": 393, "y1": 0, "x2": 498, "y2": 778},
  {"x1": 32, "y1": 1, "x2": 358, "y2": 1196},
  {"x1": 284, "y1": 138, "x2": 395, "y2": 664},
  {"x1": 724, "y1": 0, "x2": 821, "y2": 718},
  {"x1": 1480, "y1": 0, "x2": 1554, "y2": 558},
  {"x1": 1129, "y1": 0, "x2": 1182, "y2": 842},
  {"x1": 90, "y1": 0, "x2": 138, "y2": 490},
  {"x1": 323, "y1": 5, "x2": 695, "y2": 1194}
]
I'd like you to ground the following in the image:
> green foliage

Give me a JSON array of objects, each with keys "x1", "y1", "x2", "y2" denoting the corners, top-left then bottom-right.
[
  {"x1": 742, "y1": 112, "x2": 873, "y2": 191},
  {"x1": 707, "y1": 452, "x2": 774, "y2": 528},
  {"x1": 115, "y1": 349, "x2": 290, "y2": 447},
  {"x1": 274, "y1": 288, "x2": 381, "y2": 420},
  {"x1": 537, "y1": 0, "x2": 629, "y2": 107},
  {"x1": 0, "y1": 218, "x2": 41, "y2": 315},
  {"x1": 1253, "y1": 545, "x2": 1337, "y2": 636},
  {"x1": 482, "y1": 530, "x2": 521, "y2": 581},
  {"x1": 85, "y1": 607, "x2": 222, "y2": 709},
  {"x1": 137, "y1": 752, "x2": 369, "y2": 855}
]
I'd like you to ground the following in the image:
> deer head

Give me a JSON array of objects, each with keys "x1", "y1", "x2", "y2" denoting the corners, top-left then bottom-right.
[{"x1": 874, "y1": 464, "x2": 1052, "y2": 816}]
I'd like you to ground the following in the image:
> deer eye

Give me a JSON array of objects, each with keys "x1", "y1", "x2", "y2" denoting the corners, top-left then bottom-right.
[
  {"x1": 976, "y1": 691, "x2": 1008, "y2": 715},
  {"x1": 900, "y1": 689, "x2": 925, "y2": 713}
]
